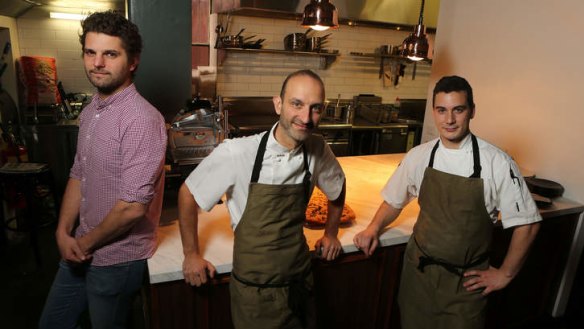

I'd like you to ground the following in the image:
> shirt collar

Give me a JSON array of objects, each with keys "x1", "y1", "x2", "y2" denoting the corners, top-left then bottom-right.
[
  {"x1": 267, "y1": 122, "x2": 303, "y2": 155},
  {"x1": 92, "y1": 83, "x2": 136, "y2": 111},
  {"x1": 439, "y1": 133, "x2": 473, "y2": 152}
]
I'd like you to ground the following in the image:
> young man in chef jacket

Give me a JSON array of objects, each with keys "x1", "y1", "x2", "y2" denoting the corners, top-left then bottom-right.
[
  {"x1": 178, "y1": 69, "x2": 346, "y2": 328},
  {"x1": 354, "y1": 75, "x2": 542, "y2": 329}
]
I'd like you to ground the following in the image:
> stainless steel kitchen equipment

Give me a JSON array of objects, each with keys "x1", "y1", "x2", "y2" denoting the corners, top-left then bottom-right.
[
  {"x1": 315, "y1": 126, "x2": 351, "y2": 156},
  {"x1": 168, "y1": 96, "x2": 226, "y2": 165},
  {"x1": 351, "y1": 94, "x2": 411, "y2": 155},
  {"x1": 223, "y1": 96, "x2": 352, "y2": 157}
]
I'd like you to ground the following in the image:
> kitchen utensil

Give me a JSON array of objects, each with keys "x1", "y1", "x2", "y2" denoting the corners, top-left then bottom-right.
[
  {"x1": 305, "y1": 33, "x2": 332, "y2": 52},
  {"x1": 524, "y1": 177, "x2": 565, "y2": 198},
  {"x1": 220, "y1": 35, "x2": 243, "y2": 48},
  {"x1": 284, "y1": 33, "x2": 306, "y2": 51},
  {"x1": 243, "y1": 38, "x2": 265, "y2": 49},
  {"x1": 234, "y1": 28, "x2": 245, "y2": 38},
  {"x1": 215, "y1": 24, "x2": 224, "y2": 36},
  {"x1": 306, "y1": 37, "x2": 322, "y2": 52}
]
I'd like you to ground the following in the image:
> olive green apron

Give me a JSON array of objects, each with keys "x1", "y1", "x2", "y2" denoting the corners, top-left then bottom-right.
[
  {"x1": 230, "y1": 132, "x2": 313, "y2": 329},
  {"x1": 398, "y1": 135, "x2": 493, "y2": 329}
]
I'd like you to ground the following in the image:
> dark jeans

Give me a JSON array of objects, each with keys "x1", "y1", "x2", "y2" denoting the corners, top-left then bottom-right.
[{"x1": 39, "y1": 259, "x2": 146, "y2": 329}]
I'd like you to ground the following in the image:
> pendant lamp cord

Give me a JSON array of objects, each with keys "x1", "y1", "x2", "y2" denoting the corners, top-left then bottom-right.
[{"x1": 418, "y1": 0, "x2": 426, "y2": 25}]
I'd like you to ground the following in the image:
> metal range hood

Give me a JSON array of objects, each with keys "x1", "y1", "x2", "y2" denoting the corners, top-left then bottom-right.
[
  {"x1": 0, "y1": 0, "x2": 40, "y2": 18},
  {"x1": 212, "y1": 0, "x2": 439, "y2": 31}
]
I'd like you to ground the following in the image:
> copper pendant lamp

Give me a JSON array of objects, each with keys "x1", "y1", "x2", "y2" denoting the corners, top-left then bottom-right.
[
  {"x1": 302, "y1": 0, "x2": 339, "y2": 31},
  {"x1": 400, "y1": 0, "x2": 429, "y2": 61}
]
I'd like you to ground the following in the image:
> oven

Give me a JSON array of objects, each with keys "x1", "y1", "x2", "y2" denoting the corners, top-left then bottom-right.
[{"x1": 315, "y1": 126, "x2": 351, "y2": 157}]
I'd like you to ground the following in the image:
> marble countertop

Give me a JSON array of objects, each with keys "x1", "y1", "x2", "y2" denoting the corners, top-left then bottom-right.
[
  {"x1": 147, "y1": 154, "x2": 419, "y2": 284},
  {"x1": 147, "y1": 154, "x2": 584, "y2": 284}
]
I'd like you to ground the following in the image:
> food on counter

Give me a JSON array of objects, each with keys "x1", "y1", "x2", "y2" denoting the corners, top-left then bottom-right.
[{"x1": 305, "y1": 188, "x2": 355, "y2": 228}]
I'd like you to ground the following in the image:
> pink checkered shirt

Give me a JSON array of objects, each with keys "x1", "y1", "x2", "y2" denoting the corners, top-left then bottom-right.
[{"x1": 70, "y1": 84, "x2": 167, "y2": 266}]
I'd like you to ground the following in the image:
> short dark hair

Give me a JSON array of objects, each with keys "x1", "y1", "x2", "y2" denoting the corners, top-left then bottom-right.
[
  {"x1": 433, "y1": 75, "x2": 475, "y2": 109},
  {"x1": 279, "y1": 69, "x2": 325, "y2": 100},
  {"x1": 79, "y1": 10, "x2": 142, "y2": 62}
]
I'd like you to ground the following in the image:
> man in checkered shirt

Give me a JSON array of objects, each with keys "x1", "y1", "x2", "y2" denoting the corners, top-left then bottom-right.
[{"x1": 40, "y1": 10, "x2": 167, "y2": 329}]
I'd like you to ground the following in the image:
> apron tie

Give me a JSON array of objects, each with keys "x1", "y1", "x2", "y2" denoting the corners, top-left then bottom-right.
[{"x1": 414, "y1": 237, "x2": 489, "y2": 276}]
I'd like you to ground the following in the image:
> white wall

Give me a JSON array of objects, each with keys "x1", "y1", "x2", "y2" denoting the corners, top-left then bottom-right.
[
  {"x1": 427, "y1": 0, "x2": 584, "y2": 316},
  {"x1": 216, "y1": 15, "x2": 434, "y2": 103},
  {"x1": 16, "y1": 8, "x2": 94, "y2": 95},
  {"x1": 0, "y1": 15, "x2": 21, "y2": 102},
  {"x1": 425, "y1": 0, "x2": 584, "y2": 204}
]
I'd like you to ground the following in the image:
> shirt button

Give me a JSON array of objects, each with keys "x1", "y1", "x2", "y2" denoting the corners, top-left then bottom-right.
[
  {"x1": 81, "y1": 197, "x2": 85, "y2": 202},
  {"x1": 86, "y1": 135, "x2": 90, "y2": 139},
  {"x1": 95, "y1": 114, "x2": 100, "y2": 118},
  {"x1": 82, "y1": 156, "x2": 87, "y2": 161},
  {"x1": 82, "y1": 177, "x2": 86, "y2": 182}
]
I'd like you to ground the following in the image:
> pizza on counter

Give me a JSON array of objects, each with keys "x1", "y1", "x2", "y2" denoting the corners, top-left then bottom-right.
[{"x1": 305, "y1": 188, "x2": 356, "y2": 228}]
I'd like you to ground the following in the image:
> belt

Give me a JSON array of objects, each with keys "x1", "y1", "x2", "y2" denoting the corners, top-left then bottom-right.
[{"x1": 414, "y1": 237, "x2": 489, "y2": 276}]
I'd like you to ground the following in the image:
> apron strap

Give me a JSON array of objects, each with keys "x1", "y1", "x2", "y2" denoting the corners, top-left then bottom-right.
[
  {"x1": 250, "y1": 131, "x2": 270, "y2": 183},
  {"x1": 469, "y1": 134, "x2": 482, "y2": 178},
  {"x1": 302, "y1": 145, "x2": 312, "y2": 204},
  {"x1": 428, "y1": 134, "x2": 482, "y2": 178},
  {"x1": 428, "y1": 139, "x2": 440, "y2": 168}
]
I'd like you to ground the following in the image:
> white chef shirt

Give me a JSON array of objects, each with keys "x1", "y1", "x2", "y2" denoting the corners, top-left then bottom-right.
[
  {"x1": 381, "y1": 134, "x2": 542, "y2": 229},
  {"x1": 185, "y1": 123, "x2": 346, "y2": 229}
]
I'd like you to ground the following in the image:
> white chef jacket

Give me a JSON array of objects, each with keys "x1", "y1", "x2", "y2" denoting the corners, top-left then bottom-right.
[
  {"x1": 185, "y1": 123, "x2": 346, "y2": 229},
  {"x1": 382, "y1": 134, "x2": 542, "y2": 229}
]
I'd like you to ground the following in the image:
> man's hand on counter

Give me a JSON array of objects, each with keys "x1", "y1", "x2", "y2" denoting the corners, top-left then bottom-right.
[
  {"x1": 183, "y1": 253, "x2": 216, "y2": 287},
  {"x1": 315, "y1": 234, "x2": 342, "y2": 261},
  {"x1": 353, "y1": 228, "x2": 380, "y2": 257}
]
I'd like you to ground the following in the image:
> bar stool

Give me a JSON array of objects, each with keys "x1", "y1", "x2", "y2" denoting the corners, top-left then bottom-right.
[{"x1": 0, "y1": 162, "x2": 59, "y2": 268}]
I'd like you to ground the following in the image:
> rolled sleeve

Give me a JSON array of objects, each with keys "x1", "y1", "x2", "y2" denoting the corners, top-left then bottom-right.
[
  {"x1": 120, "y1": 115, "x2": 167, "y2": 204},
  {"x1": 184, "y1": 141, "x2": 236, "y2": 212}
]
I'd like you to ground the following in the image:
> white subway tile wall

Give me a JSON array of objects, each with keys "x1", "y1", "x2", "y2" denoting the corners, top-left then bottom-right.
[
  {"x1": 15, "y1": 12, "x2": 433, "y2": 103},
  {"x1": 16, "y1": 15, "x2": 94, "y2": 95},
  {"x1": 216, "y1": 16, "x2": 434, "y2": 103}
]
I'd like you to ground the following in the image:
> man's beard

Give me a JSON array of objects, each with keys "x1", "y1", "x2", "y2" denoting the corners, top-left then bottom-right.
[{"x1": 86, "y1": 70, "x2": 128, "y2": 96}]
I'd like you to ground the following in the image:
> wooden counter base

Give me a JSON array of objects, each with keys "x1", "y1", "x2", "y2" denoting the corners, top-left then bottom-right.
[{"x1": 147, "y1": 209, "x2": 581, "y2": 329}]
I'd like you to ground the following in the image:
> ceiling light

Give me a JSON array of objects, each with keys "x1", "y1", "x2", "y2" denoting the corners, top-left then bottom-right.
[
  {"x1": 400, "y1": 0, "x2": 429, "y2": 61},
  {"x1": 50, "y1": 12, "x2": 88, "y2": 20},
  {"x1": 301, "y1": 0, "x2": 339, "y2": 31}
]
